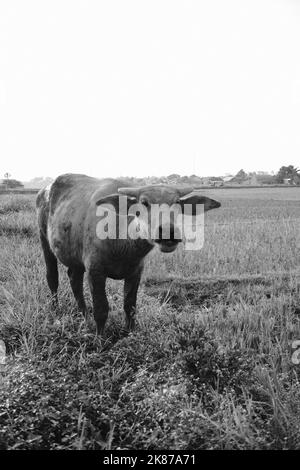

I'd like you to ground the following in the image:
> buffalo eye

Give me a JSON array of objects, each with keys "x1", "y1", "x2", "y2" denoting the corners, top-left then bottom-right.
[{"x1": 141, "y1": 199, "x2": 150, "y2": 208}]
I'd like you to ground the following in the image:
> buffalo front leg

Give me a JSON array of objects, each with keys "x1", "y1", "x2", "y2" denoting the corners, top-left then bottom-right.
[
  {"x1": 88, "y1": 271, "x2": 109, "y2": 335},
  {"x1": 39, "y1": 231, "x2": 59, "y2": 307},
  {"x1": 67, "y1": 266, "x2": 87, "y2": 316},
  {"x1": 124, "y1": 266, "x2": 143, "y2": 331}
]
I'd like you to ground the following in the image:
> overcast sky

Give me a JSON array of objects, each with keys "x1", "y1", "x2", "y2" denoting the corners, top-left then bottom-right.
[{"x1": 0, "y1": 0, "x2": 300, "y2": 181}]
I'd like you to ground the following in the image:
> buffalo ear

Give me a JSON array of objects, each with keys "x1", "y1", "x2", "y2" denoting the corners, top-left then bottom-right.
[
  {"x1": 95, "y1": 193, "x2": 137, "y2": 213},
  {"x1": 179, "y1": 193, "x2": 221, "y2": 214}
]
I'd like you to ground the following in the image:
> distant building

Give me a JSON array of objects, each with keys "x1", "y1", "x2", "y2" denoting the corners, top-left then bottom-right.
[
  {"x1": 282, "y1": 176, "x2": 300, "y2": 185},
  {"x1": 201, "y1": 176, "x2": 223, "y2": 186},
  {"x1": 208, "y1": 178, "x2": 224, "y2": 187}
]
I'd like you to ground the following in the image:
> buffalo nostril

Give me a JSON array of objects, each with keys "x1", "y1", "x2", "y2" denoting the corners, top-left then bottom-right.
[{"x1": 156, "y1": 225, "x2": 182, "y2": 242}]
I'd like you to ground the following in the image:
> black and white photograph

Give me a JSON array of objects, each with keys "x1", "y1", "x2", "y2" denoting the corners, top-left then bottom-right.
[{"x1": 0, "y1": 0, "x2": 300, "y2": 455}]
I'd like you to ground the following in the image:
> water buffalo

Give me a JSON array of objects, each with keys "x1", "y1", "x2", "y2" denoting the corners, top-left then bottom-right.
[{"x1": 36, "y1": 173, "x2": 220, "y2": 334}]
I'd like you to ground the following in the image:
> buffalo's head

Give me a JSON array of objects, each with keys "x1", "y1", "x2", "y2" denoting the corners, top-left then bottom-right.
[{"x1": 96, "y1": 184, "x2": 221, "y2": 252}]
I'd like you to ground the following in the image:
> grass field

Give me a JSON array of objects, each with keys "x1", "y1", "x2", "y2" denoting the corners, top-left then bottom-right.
[{"x1": 1, "y1": 187, "x2": 300, "y2": 449}]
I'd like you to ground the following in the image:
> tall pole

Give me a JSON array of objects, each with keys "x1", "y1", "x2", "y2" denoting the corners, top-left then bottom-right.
[{"x1": 4, "y1": 173, "x2": 11, "y2": 191}]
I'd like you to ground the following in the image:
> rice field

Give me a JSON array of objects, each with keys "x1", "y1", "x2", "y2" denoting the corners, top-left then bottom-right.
[{"x1": 0, "y1": 187, "x2": 300, "y2": 449}]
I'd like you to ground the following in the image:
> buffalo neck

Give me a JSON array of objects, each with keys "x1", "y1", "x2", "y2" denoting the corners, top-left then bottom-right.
[{"x1": 108, "y1": 238, "x2": 154, "y2": 261}]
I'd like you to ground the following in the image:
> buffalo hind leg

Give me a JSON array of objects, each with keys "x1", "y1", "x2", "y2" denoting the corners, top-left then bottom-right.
[
  {"x1": 67, "y1": 266, "x2": 87, "y2": 315},
  {"x1": 88, "y1": 270, "x2": 109, "y2": 335},
  {"x1": 124, "y1": 266, "x2": 143, "y2": 331},
  {"x1": 39, "y1": 231, "x2": 59, "y2": 306}
]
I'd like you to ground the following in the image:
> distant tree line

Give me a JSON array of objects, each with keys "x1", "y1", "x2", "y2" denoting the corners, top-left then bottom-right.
[
  {"x1": 119, "y1": 165, "x2": 300, "y2": 187},
  {"x1": 0, "y1": 173, "x2": 24, "y2": 190},
  {"x1": 1, "y1": 165, "x2": 299, "y2": 190}
]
